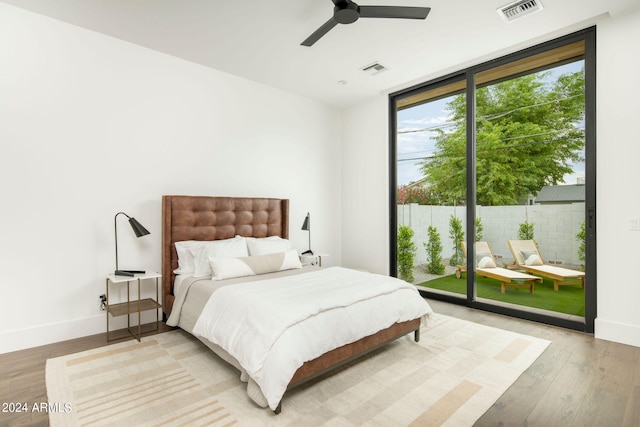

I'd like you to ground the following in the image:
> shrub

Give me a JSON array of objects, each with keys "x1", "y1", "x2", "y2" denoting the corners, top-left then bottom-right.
[
  {"x1": 576, "y1": 220, "x2": 585, "y2": 270},
  {"x1": 397, "y1": 184, "x2": 437, "y2": 205},
  {"x1": 475, "y1": 217, "x2": 484, "y2": 241},
  {"x1": 425, "y1": 226, "x2": 445, "y2": 275},
  {"x1": 397, "y1": 225, "x2": 416, "y2": 282},
  {"x1": 518, "y1": 221, "x2": 535, "y2": 240},
  {"x1": 448, "y1": 215, "x2": 464, "y2": 266}
]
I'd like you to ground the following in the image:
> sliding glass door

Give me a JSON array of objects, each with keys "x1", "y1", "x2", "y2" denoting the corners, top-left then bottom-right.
[
  {"x1": 395, "y1": 77, "x2": 467, "y2": 298},
  {"x1": 472, "y1": 47, "x2": 587, "y2": 317},
  {"x1": 390, "y1": 28, "x2": 596, "y2": 332}
]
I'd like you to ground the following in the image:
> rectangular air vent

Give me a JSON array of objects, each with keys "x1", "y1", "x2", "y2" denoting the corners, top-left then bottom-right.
[
  {"x1": 361, "y1": 62, "x2": 388, "y2": 75},
  {"x1": 498, "y1": 0, "x2": 543, "y2": 22}
]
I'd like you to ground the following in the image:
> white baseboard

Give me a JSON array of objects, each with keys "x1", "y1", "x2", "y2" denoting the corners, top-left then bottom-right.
[
  {"x1": 0, "y1": 314, "x2": 104, "y2": 354},
  {"x1": 0, "y1": 310, "x2": 161, "y2": 354},
  {"x1": 595, "y1": 317, "x2": 640, "y2": 348}
]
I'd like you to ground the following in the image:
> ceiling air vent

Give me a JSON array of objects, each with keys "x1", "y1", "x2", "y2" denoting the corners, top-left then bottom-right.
[
  {"x1": 497, "y1": 0, "x2": 543, "y2": 22},
  {"x1": 361, "y1": 62, "x2": 388, "y2": 75}
]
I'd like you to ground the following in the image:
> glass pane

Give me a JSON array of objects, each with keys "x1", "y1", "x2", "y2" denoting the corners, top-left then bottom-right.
[
  {"x1": 473, "y1": 59, "x2": 586, "y2": 318},
  {"x1": 396, "y1": 81, "x2": 466, "y2": 298}
]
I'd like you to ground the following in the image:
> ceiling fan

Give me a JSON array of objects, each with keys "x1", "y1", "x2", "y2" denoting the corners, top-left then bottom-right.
[{"x1": 301, "y1": 0, "x2": 431, "y2": 47}]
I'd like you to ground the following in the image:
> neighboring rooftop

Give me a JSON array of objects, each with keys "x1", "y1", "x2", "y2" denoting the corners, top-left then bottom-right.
[{"x1": 535, "y1": 184, "x2": 585, "y2": 204}]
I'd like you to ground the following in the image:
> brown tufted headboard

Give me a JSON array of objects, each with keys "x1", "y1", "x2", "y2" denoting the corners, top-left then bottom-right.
[{"x1": 161, "y1": 195, "x2": 289, "y2": 315}]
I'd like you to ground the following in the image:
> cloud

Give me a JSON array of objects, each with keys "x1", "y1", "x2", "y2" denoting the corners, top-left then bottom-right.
[{"x1": 399, "y1": 114, "x2": 451, "y2": 127}]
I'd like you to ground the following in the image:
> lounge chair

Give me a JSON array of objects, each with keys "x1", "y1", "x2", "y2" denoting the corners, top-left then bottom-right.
[
  {"x1": 457, "y1": 241, "x2": 542, "y2": 294},
  {"x1": 507, "y1": 240, "x2": 585, "y2": 291}
]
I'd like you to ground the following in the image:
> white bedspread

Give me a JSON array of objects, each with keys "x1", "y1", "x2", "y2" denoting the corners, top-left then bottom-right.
[{"x1": 192, "y1": 266, "x2": 432, "y2": 410}]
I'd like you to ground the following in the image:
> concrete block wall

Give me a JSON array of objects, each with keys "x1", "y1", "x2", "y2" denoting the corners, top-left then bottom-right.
[{"x1": 398, "y1": 202, "x2": 585, "y2": 268}]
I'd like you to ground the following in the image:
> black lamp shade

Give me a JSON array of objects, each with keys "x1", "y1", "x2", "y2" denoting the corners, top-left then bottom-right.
[
  {"x1": 301, "y1": 213, "x2": 310, "y2": 231},
  {"x1": 128, "y1": 217, "x2": 150, "y2": 237}
]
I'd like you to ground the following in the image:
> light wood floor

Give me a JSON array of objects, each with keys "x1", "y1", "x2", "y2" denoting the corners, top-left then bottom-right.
[
  {"x1": 1, "y1": 301, "x2": 639, "y2": 426},
  {"x1": 429, "y1": 300, "x2": 640, "y2": 427}
]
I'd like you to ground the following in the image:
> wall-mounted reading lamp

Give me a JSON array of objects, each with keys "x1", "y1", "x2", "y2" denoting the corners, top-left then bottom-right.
[{"x1": 114, "y1": 212, "x2": 150, "y2": 277}]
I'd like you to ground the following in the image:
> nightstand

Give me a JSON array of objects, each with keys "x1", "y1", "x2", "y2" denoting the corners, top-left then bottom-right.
[
  {"x1": 300, "y1": 253, "x2": 329, "y2": 267},
  {"x1": 105, "y1": 272, "x2": 161, "y2": 342}
]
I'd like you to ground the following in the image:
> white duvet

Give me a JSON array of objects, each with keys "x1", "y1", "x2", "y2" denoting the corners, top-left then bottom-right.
[{"x1": 192, "y1": 266, "x2": 432, "y2": 410}]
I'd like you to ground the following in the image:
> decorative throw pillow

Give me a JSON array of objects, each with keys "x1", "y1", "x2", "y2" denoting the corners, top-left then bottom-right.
[
  {"x1": 520, "y1": 250, "x2": 537, "y2": 261},
  {"x1": 478, "y1": 256, "x2": 497, "y2": 268},
  {"x1": 190, "y1": 236, "x2": 249, "y2": 277},
  {"x1": 520, "y1": 250, "x2": 542, "y2": 266},
  {"x1": 524, "y1": 253, "x2": 543, "y2": 266},
  {"x1": 246, "y1": 236, "x2": 295, "y2": 256},
  {"x1": 209, "y1": 249, "x2": 302, "y2": 280}
]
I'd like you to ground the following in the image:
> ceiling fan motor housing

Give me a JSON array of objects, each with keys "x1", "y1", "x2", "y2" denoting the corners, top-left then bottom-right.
[{"x1": 335, "y1": 2, "x2": 360, "y2": 24}]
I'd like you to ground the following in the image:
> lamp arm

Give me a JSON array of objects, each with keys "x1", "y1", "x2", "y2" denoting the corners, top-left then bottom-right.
[{"x1": 114, "y1": 212, "x2": 131, "y2": 271}]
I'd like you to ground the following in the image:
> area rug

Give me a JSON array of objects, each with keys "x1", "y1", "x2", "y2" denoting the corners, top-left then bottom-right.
[{"x1": 46, "y1": 313, "x2": 549, "y2": 426}]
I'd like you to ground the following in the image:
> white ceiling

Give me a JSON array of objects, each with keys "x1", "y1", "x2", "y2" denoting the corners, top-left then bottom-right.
[{"x1": 2, "y1": 0, "x2": 637, "y2": 108}]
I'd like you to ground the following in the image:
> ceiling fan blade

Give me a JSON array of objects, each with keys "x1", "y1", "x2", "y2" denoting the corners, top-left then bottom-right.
[
  {"x1": 301, "y1": 18, "x2": 338, "y2": 46},
  {"x1": 358, "y1": 6, "x2": 431, "y2": 20}
]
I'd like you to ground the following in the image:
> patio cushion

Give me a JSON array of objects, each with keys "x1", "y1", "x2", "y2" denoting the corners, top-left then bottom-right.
[
  {"x1": 478, "y1": 255, "x2": 496, "y2": 268},
  {"x1": 522, "y1": 251, "x2": 543, "y2": 266}
]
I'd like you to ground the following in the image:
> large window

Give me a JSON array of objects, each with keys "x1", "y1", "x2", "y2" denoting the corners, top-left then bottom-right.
[{"x1": 390, "y1": 28, "x2": 596, "y2": 332}]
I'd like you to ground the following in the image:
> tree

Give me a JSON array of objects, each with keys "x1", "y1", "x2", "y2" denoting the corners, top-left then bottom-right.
[
  {"x1": 448, "y1": 215, "x2": 464, "y2": 266},
  {"x1": 421, "y1": 70, "x2": 585, "y2": 206},
  {"x1": 397, "y1": 183, "x2": 437, "y2": 205},
  {"x1": 425, "y1": 226, "x2": 445, "y2": 274},
  {"x1": 397, "y1": 225, "x2": 416, "y2": 282}
]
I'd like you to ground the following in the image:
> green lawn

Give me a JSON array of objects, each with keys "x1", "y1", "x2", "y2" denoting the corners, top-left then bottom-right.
[{"x1": 418, "y1": 273, "x2": 585, "y2": 317}]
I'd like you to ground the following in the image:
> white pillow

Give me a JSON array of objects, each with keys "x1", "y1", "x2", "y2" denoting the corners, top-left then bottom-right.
[
  {"x1": 478, "y1": 256, "x2": 496, "y2": 268},
  {"x1": 174, "y1": 240, "x2": 203, "y2": 275},
  {"x1": 210, "y1": 249, "x2": 302, "y2": 280},
  {"x1": 190, "y1": 236, "x2": 249, "y2": 277},
  {"x1": 246, "y1": 236, "x2": 295, "y2": 256},
  {"x1": 524, "y1": 254, "x2": 543, "y2": 266},
  {"x1": 520, "y1": 250, "x2": 537, "y2": 265}
]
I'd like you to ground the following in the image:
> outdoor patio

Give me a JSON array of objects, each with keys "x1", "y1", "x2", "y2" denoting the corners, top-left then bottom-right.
[{"x1": 413, "y1": 261, "x2": 585, "y2": 317}]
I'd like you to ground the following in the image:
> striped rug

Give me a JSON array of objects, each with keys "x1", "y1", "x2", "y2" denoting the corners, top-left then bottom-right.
[{"x1": 46, "y1": 313, "x2": 549, "y2": 426}]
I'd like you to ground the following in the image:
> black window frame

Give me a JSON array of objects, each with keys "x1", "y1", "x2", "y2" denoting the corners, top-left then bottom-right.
[{"x1": 389, "y1": 27, "x2": 596, "y2": 333}]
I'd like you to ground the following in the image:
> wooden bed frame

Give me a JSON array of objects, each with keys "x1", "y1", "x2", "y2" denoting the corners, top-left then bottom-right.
[{"x1": 161, "y1": 195, "x2": 421, "y2": 412}]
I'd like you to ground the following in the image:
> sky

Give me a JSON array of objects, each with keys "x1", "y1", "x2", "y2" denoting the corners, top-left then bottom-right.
[
  {"x1": 396, "y1": 61, "x2": 585, "y2": 188},
  {"x1": 397, "y1": 96, "x2": 452, "y2": 186}
]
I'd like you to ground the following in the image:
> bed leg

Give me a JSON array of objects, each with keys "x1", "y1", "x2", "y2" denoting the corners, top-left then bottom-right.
[
  {"x1": 274, "y1": 402, "x2": 282, "y2": 414},
  {"x1": 414, "y1": 328, "x2": 420, "y2": 342}
]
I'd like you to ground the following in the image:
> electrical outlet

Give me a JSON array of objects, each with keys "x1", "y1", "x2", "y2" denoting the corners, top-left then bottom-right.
[
  {"x1": 630, "y1": 217, "x2": 640, "y2": 231},
  {"x1": 99, "y1": 294, "x2": 107, "y2": 310}
]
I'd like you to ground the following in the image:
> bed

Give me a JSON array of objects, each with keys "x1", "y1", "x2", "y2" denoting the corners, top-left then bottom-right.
[{"x1": 161, "y1": 195, "x2": 432, "y2": 412}]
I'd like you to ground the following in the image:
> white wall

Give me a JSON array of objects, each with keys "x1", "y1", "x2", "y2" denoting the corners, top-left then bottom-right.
[
  {"x1": 593, "y1": 7, "x2": 640, "y2": 347},
  {"x1": 340, "y1": 96, "x2": 390, "y2": 274},
  {"x1": 342, "y1": 10, "x2": 640, "y2": 347},
  {"x1": 0, "y1": 4, "x2": 342, "y2": 353}
]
